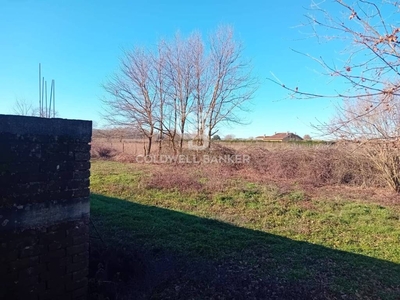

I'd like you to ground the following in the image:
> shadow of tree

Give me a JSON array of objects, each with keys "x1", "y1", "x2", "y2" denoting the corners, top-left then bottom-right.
[{"x1": 89, "y1": 194, "x2": 400, "y2": 300}]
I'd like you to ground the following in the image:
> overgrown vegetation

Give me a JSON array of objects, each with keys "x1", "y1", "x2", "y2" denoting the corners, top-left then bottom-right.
[
  {"x1": 89, "y1": 159, "x2": 400, "y2": 299},
  {"x1": 91, "y1": 142, "x2": 394, "y2": 190}
]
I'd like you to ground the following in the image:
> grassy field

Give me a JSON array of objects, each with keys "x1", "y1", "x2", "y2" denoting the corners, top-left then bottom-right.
[{"x1": 89, "y1": 160, "x2": 400, "y2": 299}]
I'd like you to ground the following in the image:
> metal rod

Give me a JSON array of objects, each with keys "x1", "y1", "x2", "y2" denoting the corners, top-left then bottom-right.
[
  {"x1": 38, "y1": 65, "x2": 57, "y2": 118},
  {"x1": 39, "y1": 63, "x2": 41, "y2": 115},
  {"x1": 49, "y1": 80, "x2": 53, "y2": 117},
  {"x1": 53, "y1": 80, "x2": 55, "y2": 117},
  {"x1": 41, "y1": 77, "x2": 45, "y2": 117},
  {"x1": 45, "y1": 81, "x2": 48, "y2": 118}
]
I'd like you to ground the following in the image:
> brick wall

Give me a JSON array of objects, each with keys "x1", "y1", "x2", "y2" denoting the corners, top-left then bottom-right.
[{"x1": 0, "y1": 115, "x2": 92, "y2": 300}]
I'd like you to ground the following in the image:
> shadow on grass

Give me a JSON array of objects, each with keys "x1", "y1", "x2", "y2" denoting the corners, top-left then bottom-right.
[{"x1": 89, "y1": 194, "x2": 400, "y2": 300}]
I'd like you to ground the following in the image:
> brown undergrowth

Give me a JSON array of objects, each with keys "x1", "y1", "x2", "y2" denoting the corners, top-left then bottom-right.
[{"x1": 91, "y1": 141, "x2": 400, "y2": 201}]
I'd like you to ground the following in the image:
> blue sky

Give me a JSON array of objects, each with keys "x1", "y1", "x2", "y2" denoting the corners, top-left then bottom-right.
[{"x1": 1, "y1": 0, "x2": 347, "y2": 138}]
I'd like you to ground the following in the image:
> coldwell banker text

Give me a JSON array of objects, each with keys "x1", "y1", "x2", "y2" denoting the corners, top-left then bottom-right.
[{"x1": 135, "y1": 154, "x2": 251, "y2": 164}]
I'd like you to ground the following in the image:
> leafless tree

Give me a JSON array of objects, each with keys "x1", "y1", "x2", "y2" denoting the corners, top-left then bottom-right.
[
  {"x1": 330, "y1": 95, "x2": 400, "y2": 191},
  {"x1": 162, "y1": 33, "x2": 197, "y2": 153},
  {"x1": 271, "y1": 1, "x2": 400, "y2": 102},
  {"x1": 328, "y1": 94, "x2": 400, "y2": 140},
  {"x1": 267, "y1": 0, "x2": 400, "y2": 191},
  {"x1": 190, "y1": 32, "x2": 209, "y2": 147},
  {"x1": 103, "y1": 26, "x2": 257, "y2": 155},
  {"x1": 203, "y1": 26, "x2": 258, "y2": 146},
  {"x1": 269, "y1": 0, "x2": 400, "y2": 131},
  {"x1": 153, "y1": 39, "x2": 180, "y2": 154},
  {"x1": 103, "y1": 48, "x2": 158, "y2": 155},
  {"x1": 12, "y1": 99, "x2": 37, "y2": 116},
  {"x1": 152, "y1": 44, "x2": 168, "y2": 154}
]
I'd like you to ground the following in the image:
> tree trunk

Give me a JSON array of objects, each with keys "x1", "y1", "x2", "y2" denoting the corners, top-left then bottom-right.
[{"x1": 207, "y1": 126, "x2": 212, "y2": 149}]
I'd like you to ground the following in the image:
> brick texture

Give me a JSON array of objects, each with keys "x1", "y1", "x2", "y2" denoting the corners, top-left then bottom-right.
[{"x1": 0, "y1": 115, "x2": 92, "y2": 300}]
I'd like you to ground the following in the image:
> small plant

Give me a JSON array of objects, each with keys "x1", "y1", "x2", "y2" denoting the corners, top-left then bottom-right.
[{"x1": 96, "y1": 146, "x2": 117, "y2": 159}]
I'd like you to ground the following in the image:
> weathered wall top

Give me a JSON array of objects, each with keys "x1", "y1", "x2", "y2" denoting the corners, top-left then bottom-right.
[{"x1": 0, "y1": 114, "x2": 92, "y2": 141}]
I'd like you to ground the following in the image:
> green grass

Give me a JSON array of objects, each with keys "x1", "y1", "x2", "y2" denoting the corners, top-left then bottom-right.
[{"x1": 90, "y1": 160, "x2": 400, "y2": 298}]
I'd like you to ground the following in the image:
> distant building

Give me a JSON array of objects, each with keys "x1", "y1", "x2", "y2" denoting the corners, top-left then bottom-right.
[{"x1": 255, "y1": 132, "x2": 303, "y2": 142}]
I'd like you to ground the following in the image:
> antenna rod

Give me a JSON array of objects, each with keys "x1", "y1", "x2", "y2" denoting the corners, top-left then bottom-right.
[
  {"x1": 39, "y1": 63, "x2": 41, "y2": 116},
  {"x1": 41, "y1": 77, "x2": 45, "y2": 117},
  {"x1": 45, "y1": 81, "x2": 48, "y2": 118},
  {"x1": 53, "y1": 80, "x2": 55, "y2": 117},
  {"x1": 49, "y1": 80, "x2": 53, "y2": 117},
  {"x1": 38, "y1": 64, "x2": 57, "y2": 118}
]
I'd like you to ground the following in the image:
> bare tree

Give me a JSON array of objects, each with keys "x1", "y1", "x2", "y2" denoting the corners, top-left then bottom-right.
[
  {"x1": 13, "y1": 98, "x2": 59, "y2": 118},
  {"x1": 271, "y1": 1, "x2": 400, "y2": 104},
  {"x1": 190, "y1": 32, "x2": 210, "y2": 147},
  {"x1": 269, "y1": 1, "x2": 400, "y2": 132},
  {"x1": 155, "y1": 39, "x2": 179, "y2": 154},
  {"x1": 203, "y1": 26, "x2": 258, "y2": 146},
  {"x1": 267, "y1": 1, "x2": 400, "y2": 191},
  {"x1": 13, "y1": 99, "x2": 37, "y2": 116},
  {"x1": 103, "y1": 48, "x2": 158, "y2": 155},
  {"x1": 103, "y1": 26, "x2": 257, "y2": 155},
  {"x1": 330, "y1": 95, "x2": 400, "y2": 191},
  {"x1": 328, "y1": 94, "x2": 400, "y2": 141},
  {"x1": 152, "y1": 44, "x2": 168, "y2": 154}
]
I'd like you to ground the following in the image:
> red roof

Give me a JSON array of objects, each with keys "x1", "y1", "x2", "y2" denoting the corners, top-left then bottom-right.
[
  {"x1": 264, "y1": 133, "x2": 289, "y2": 140},
  {"x1": 257, "y1": 132, "x2": 303, "y2": 141}
]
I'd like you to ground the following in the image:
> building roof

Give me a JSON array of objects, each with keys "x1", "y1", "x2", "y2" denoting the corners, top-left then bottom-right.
[{"x1": 257, "y1": 132, "x2": 303, "y2": 141}]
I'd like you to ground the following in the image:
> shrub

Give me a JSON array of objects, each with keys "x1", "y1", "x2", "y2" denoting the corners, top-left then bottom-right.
[
  {"x1": 243, "y1": 145, "x2": 384, "y2": 188},
  {"x1": 91, "y1": 143, "x2": 118, "y2": 159}
]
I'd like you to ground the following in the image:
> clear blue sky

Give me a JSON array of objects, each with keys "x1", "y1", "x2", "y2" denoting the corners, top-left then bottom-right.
[{"x1": 1, "y1": 0, "x2": 346, "y2": 138}]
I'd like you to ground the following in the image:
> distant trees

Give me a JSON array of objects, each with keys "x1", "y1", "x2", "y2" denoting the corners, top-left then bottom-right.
[
  {"x1": 12, "y1": 98, "x2": 58, "y2": 118},
  {"x1": 92, "y1": 127, "x2": 144, "y2": 140},
  {"x1": 103, "y1": 25, "x2": 257, "y2": 155},
  {"x1": 303, "y1": 134, "x2": 311, "y2": 141},
  {"x1": 212, "y1": 134, "x2": 221, "y2": 141},
  {"x1": 224, "y1": 134, "x2": 235, "y2": 141},
  {"x1": 12, "y1": 99, "x2": 38, "y2": 116}
]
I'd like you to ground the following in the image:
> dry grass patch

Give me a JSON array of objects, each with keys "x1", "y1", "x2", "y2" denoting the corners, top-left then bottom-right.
[{"x1": 91, "y1": 140, "x2": 397, "y2": 193}]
